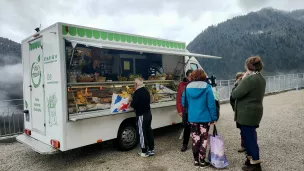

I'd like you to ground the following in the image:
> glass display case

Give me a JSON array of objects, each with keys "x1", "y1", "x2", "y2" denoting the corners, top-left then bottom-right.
[{"x1": 67, "y1": 80, "x2": 178, "y2": 115}]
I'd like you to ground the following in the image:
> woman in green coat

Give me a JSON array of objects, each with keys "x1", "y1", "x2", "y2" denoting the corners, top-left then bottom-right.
[{"x1": 232, "y1": 56, "x2": 266, "y2": 171}]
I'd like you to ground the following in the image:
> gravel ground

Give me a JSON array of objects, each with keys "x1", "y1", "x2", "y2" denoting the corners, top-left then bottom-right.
[{"x1": 1, "y1": 90, "x2": 304, "y2": 171}]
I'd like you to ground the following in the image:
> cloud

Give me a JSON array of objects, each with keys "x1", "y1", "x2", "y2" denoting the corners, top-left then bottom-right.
[
  {"x1": 238, "y1": 0, "x2": 304, "y2": 11},
  {"x1": 238, "y1": 0, "x2": 272, "y2": 10},
  {"x1": 0, "y1": 0, "x2": 242, "y2": 44},
  {"x1": 1, "y1": 0, "x2": 304, "y2": 45}
]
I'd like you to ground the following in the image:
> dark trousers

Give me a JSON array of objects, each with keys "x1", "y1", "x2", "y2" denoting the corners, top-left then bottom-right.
[
  {"x1": 240, "y1": 125, "x2": 260, "y2": 160},
  {"x1": 183, "y1": 122, "x2": 191, "y2": 146},
  {"x1": 240, "y1": 129, "x2": 257, "y2": 148},
  {"x1": 136, "y1": 111, "x2": 154, "y2": 153}
]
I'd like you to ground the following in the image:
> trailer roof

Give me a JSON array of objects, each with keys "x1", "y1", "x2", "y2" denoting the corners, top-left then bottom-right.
[
  {"x1": 61, "y1": 23, "x2": 221, "y2": 59},
  {"x1": 65, "y1": 37, "x2": 221, "y2": 59}
]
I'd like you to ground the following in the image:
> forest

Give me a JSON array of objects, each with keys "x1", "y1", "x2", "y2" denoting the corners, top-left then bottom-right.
[{"x1": 187, "y1": 8, "x2": 304, "y2": 79}]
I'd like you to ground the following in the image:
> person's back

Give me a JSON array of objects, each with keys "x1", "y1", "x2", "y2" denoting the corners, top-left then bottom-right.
[
  {"x1": 181, "y1": 69, "x2": 217, "y2": 168},
  {"x1": 131, "y1": 87, "x2": 151, "y2": 116},
  {"x1": 231, "y1": 56, "x2": 266, "y2": 171},
  {"x1": 130, "y1": 78, "x2": 154, "y2": 157},
  {"x1": 184, "y1": 81, "x2": 217, "y2": 122},
  {"x1": 232, "y1": 74, "x2": 266, "y2": 126}
]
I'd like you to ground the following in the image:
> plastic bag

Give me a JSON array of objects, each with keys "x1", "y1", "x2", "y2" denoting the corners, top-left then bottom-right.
[
  {"x1": 110, "y1": 93, "x2": 132, "y2": 113},
  {"x1": 208, "y1": 125, "x2": 229, "y2": 169}
]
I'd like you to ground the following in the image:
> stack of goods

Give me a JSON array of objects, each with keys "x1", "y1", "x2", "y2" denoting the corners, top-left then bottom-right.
[
  {"x1": 69, "y1": 72, "x2": 78, "y2": 83},
  {"x1": 77, "y1": 74, "x2": 95, "y2": 82},
  {"x1": 166, "y1": 73, "x2": 173, "y2": 80},
  {"x1": 156, "y1": 73, "x2": 167, "y2": 80},
  {"x1": 128, "y1": 74, "x2": 142, "y2": 81},
  {"x1": 117, "y1": 76, "x2": 128, "y2": 81}
]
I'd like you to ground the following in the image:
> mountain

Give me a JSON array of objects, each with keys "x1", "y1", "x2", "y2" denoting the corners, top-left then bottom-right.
[
  {"x1": 0, "y1": 38, "x2": 22, "y2": 101},
  {"x1": 187, "y1": 8, "x2": 304, "y2": 79},
  {"x1": 0, "y1": 37, "x2": 21, "y2": 66}
]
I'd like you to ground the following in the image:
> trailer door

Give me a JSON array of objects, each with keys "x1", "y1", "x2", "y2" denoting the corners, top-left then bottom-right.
[{"x1": 29, "y1": 38, "x2": 46, "y2": 134}]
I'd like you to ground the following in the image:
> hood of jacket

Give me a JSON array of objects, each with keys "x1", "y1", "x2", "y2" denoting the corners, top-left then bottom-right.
[{"x1": 186, "y1": 81, "x2": 209, "y2": 99}]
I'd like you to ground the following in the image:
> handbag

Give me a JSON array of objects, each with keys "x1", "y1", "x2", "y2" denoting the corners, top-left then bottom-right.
[{"x1": 208, "y1": 124, "x2": 229, "y2": 168}]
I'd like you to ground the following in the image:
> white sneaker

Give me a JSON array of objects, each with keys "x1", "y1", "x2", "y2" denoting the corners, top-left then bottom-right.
[
  {"x1": 138, "y1": 152, "x2": 149, "y2": 157},
  {"x1": 148, "y1": 150, "x2": 155, "y2": 156}
]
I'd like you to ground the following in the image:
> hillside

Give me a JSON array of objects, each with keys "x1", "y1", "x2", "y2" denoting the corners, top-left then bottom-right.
[
  {"x1": 0, "y1": 37, "x2": 21, "y2": 66},
  {"x1": 187, "y1": 8, "x2": 304, "y2": 79}
]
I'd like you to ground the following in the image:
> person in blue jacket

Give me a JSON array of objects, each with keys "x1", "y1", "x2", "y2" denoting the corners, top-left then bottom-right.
[{"x1": 182, "y1": 69, "x2": 217, "y2": 168}]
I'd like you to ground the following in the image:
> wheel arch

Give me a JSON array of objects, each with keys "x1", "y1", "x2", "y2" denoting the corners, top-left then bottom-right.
[{"x1": 117, "y1": 117, "x2": 136, "y2": 137}]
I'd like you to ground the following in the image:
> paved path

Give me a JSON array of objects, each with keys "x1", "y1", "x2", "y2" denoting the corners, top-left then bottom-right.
[{"x1": 1, "y1": 90, "x2": 304, "y2": 171}]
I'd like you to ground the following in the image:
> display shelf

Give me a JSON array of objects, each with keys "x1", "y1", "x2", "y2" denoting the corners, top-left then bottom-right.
[
  {"x1": 69, "y1": 101, "x2": 176, "y2": 121},
  {"x1": 67, "y1": 79, "x2": 177, "y2": 116},
  {"x1": 68, "y1": 80, "x2": 175, "y2": 86}
]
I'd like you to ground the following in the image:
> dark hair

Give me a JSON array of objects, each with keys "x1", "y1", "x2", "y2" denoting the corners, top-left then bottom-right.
[
  {"x1": 235, "y1": 72, "x2": 244, "y2": 80},
  {"x1": 191, "y1": 69, "x2": 207, "y2": 81},
  {"x1": 186, "y1": 70, "x2": 193, "y2": 77},
  {"x1": 245, "y1": 56, "x2": 264, "y2": 72}
]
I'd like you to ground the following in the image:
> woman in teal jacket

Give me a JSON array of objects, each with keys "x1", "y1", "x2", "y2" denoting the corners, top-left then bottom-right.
[{"x1": 182, "y1": 69, "x2": 217, "y2": 168}]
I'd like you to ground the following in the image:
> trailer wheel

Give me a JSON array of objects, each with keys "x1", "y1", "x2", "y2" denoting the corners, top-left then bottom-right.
[{"x1": 117, "y1": 123, "x2": 138, "y2": 151}]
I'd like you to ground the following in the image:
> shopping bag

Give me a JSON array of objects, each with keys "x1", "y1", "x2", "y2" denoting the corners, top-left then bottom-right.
[
  {"x1": 110, "y1": 93, "x2": 132, "y2": 113},
  {"x1": 208, "y1": 125, "x2": 229, "y2": 169}
]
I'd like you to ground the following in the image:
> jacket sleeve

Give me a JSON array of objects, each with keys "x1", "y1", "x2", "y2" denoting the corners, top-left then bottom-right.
[
  {"x1": 176, "y1": 83, "x2": 183, "y2": 113},
  {"x1": 182, "y1": 89, "x2": 186, "y2": 107},
  {"x1": 231, "y1": 76, "x2": 253, "y2": 100},
  {"x1": 130, "y1": 91, "x2": 138, "y2": 109},
  {"x1": 230, "y1": 95, "x2": 235, "y2": 111},
  {"x1": 207, "y1": 87, "x2": 217, "y2": 121},
  {"x1": 230, "y1": 86, "x2": 236, "y2": 111}
]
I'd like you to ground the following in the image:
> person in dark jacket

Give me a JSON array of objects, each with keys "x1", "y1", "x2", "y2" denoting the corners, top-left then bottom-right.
[
  {"x1": 232, "y1": 56, "x2": 266, "y2": 171},
  {"x1": 230, "y1": 72, "x2": 246, "y2": 153},
  {"x1": 176, "y1": 69, "x2": 193, "y2": 152},
  {"x1": 182, "y1": 69, "x2": 217, "y2": 168},
  {"x1": 130, "y1": 77, "x2": 155, "y2": 157}
]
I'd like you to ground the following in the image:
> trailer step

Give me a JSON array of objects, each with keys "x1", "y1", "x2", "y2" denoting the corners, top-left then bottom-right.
[{"x1": 16, "y1": 134, "x2": 58, "y2": 154}]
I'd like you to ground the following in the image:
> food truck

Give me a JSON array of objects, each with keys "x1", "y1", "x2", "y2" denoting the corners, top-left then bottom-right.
[{"x1": 17, "y1": 23, "x2": 221, "y2": 154}]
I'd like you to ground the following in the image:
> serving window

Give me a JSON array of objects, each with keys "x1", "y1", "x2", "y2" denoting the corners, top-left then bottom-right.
[{"x1": 65, "y1": 40, "x2": 178, "y2": 116}]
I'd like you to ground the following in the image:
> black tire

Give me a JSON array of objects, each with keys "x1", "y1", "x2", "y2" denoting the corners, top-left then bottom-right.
[{"x1": 116, "y1": 123, "x2": 138, "y2": 151}]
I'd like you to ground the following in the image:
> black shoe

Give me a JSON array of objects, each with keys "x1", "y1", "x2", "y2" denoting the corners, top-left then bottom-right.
[
  {"x1": 242, "y1": 163, "x2": 262, "y2": 171},
  {"x1": 194, "y1": 161, "x2": 199, "y2": 168},
  {"x1": 245, "y1": 159, "x2": 251, "y2": 166},
  {"x1": 180, "y1": 145, "x2": 187, "y2": 152},
  {"x1": 199, "y1": 161, "x2": 210, "y2": 168}
]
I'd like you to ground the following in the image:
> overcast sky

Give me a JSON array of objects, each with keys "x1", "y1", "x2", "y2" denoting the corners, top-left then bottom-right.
[{"x1": 1, "y1": 0, "x2": 304, "y2": 44}]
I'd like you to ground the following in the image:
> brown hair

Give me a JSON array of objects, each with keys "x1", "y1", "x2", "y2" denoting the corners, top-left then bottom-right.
[
  {"x1": 191, "y1": 69, "x2": 207, "y2": 81},
  {"x1": 245, "y1": 56, "x2": 264, "y2": 72},
  {"x1": 235, "y1": 72, "x2": 244, "y2": 80}
]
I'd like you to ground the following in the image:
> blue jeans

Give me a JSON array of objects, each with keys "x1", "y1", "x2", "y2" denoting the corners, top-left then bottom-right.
[{"x1": 240, "y1": 125, "x2": 259, "y2": 160}]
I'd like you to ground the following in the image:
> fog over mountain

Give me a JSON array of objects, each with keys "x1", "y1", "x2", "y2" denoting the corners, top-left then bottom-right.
[{"x1": 0, "y1": 37, "x2": 22, "y2": 101}]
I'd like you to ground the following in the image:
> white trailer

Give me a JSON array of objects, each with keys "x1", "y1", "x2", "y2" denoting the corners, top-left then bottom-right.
[{"x1": 17, "y1": 23, "x2": 220, "y2": 154}]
